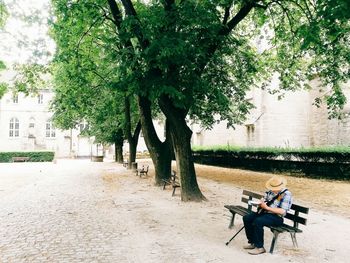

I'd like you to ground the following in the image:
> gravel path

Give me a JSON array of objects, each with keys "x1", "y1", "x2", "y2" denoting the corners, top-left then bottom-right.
[{"x1": 0, "y1": 159, "x2": 349, "y2": 263}]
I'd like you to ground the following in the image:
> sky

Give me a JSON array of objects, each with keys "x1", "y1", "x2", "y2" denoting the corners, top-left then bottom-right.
[{"x1": 0, "y1": 0, "x2": 55, "y2": 67}]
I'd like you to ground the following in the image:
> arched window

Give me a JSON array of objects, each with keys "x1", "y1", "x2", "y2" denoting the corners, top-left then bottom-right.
[
  {"x1": 38, "y1": 94, "x2": 43, "y2": 104},
  {"x1": 28, "y1": 117, "x2": 35, "y2": 137},
  {"x1": 9, "y1": 117, "x2": 19, "y2": 137},
  {"x1": 46, "y1": 120, "x2": 56, "y2": 138}
]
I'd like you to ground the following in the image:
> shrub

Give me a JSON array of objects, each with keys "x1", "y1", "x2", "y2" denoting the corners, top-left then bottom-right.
[
  {"x1": 192, "y1": 145, "x2": 350, "y2": 163},
  {"x1": 0, "y1": 151, "x2": 55, "y2": 163},
  {"x1": 192, "y1": 145, "x2": 350, "y2": 179}
]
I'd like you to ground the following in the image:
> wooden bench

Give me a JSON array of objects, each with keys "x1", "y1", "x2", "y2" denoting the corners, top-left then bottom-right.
[
  {"x1": 136, "y1": 165, "x2": 149, "y2": 177},
  {"x1": 12, "y1": 157, "x2": 30, "y2": 162},
  {"x1": 162, "y1": 171, "x2": 180, "y2": 196},
  {"x1": 123, "y1": 159, "x2": 128, "y2": 168},
  {"x1": 224, "y1": 189, "x2": 309, "y2": 253}
]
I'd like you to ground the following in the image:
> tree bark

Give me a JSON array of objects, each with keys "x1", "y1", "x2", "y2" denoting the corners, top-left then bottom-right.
[
  {"x1": 138, "y1": 96, "x2": 173, "y2": 185},
  {"x1": 124, "y1": 95, "x2": 142, "y2": 169},
  {"x1": 114, "y1": 140, "x2": 123, "y2": 163},
  {"x1": 159, "y1": 96, "x2": 206, "y2": 201},
  {"x1": 126, "y1": 121, "x2": 141, "y2": 169},
  {"x1": 112, "y1": 128, "x2": 124, "y2": 163}
]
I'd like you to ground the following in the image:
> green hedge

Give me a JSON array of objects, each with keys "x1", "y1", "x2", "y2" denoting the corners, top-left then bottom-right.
[
  {"x1": 192, "y1": 146, "x2": 350, "y2": 179},
  {"x1": 0, "y1": 152, "x2": 55, "y2": 163},
  {"x1": 192, "y1": 145, "x2": 350, "y2": 163}
]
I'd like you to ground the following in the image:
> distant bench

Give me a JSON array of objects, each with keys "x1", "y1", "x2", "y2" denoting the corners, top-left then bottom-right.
[
  {"x1": 162, "y1": 171, "x2": 180, "y2": 196},
  {"x1": 12, "y1": 157, "x2": 30, "y2": 162},
  {"x1": 136, "y1": 165, "x2": 149, "y2": 177},
  {"x1": 123, "y1": 159, "x2": 128, "y2": 168},
  {"x1": 224, "y1": 189, "x2": 309, "y2": 253}
]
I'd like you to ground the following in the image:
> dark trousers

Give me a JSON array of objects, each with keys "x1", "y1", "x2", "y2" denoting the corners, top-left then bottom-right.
[{"x1": 243, "y1": 212, "x2": 283, "y2": 248}]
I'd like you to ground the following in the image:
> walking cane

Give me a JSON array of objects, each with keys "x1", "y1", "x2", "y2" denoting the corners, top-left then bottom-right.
[{"x1": 225, "y1": 226, "x2": 245, "y2": 246}]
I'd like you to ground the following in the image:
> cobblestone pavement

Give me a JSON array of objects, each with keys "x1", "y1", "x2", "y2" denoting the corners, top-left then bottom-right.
[
  {"x1": 0, "y1": 160, "x2": 131, "y2": 263},
  {"x1": 1, "y1": 159, "x2": 349, "y2": 263}
]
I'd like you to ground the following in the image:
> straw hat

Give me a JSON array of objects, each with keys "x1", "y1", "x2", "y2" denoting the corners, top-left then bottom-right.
[{"x1": 265, "y1": 176, "x2": 287, "y2": 191}]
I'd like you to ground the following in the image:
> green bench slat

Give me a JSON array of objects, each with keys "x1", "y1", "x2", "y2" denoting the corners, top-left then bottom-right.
[
  {"x1": 271, "y1": 224, "x2": 303, "y2": 233},
  {"x1": 224, "y1": 205, "x2": 249, "y2": 216},
  {"x1": 285, "y1": 213, "x2": 308, "y2": 225},
  {"x1": 242, "y1": 190, "x2": 263, "y2": 199}
]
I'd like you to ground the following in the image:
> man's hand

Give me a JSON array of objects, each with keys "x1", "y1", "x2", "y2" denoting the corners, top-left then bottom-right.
[
  {"x1": 259, "y1": 202, "x2": 269, "y2": 210},
  {"x1": 259, "y1": 202, "x2": 285, "y2": 216}
]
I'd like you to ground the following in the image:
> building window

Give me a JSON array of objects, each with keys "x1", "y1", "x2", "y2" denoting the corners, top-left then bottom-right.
[
  {"x1": 28, "y1": 117, "x2": 35, "y2": 137},
  {"x1": 12, "y1": 94, "x2": 18, "y2": 104},
  {"x1": 246, "y1": 124, "x2": 255, "y2": 146},
  {"x1": 29, "y1": 117, "x2": 35, "y2": 128},
  {"x1": 46, "y1": 121, "x2": 56, "y2": 138},
  {"x1": 79, "y1": 121, "x2": 89, "y2": 133},
  {"x1": 9, "y1": 117, "x2": 19, "y2": 137},
  {"x1": 38, "y1": 94, "x2": 43, "y2": 104}
]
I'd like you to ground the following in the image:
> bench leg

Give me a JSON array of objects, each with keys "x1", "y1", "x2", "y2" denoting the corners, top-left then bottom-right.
[
  {"x1": 269, "y1": 231, "x2": 280, "y2": 254},
  {"x1": 162, "y1": 182, "x2": 167, "y2": 190},
  {"x1": 228, "y1": 213, "x2": 236, "y2": 229},
  {"x1": 290, "y1": 232, "x2": 298, "y2": 248},
  {"x1": 172, "y1": 186, "x2": 176, "y2": 196}
]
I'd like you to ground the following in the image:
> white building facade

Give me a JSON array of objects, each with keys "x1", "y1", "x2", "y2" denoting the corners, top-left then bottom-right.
[
  {"x1": 1, "y1": 80, "x2": 349, "y2": 158},
  {"x1": 0, "y1": 90, "x2": 94, "y2": 158},
  {"x1": 191, "y1": 80, "x2": 350, "y2": 148}
]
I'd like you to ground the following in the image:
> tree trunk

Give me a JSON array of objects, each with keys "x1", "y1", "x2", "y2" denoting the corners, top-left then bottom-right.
[
  {"x1": 124, "y1": 95, "x2": 142, "y2": 169},
  {"x1": 159, "y1": 96, "x2": 206, "y2": 201},
  {"x1": 128, "y1": 139, "x2": 137, "y2": 169},
  {"x1": 138, "y1": 96, "x2": 173, "y2": 185},
  {"x1": 150, "y1": 146, "x2": 172, "y2": 185},
  {"x1": 125, "y1": 121, "x2": 141, "y2": 169},
  {"x1": 114, "y1": 141, "x2": 123, "y2": 163},
  {"x1": 113, "y1": 128, "x2": 124, "y2": 163}
]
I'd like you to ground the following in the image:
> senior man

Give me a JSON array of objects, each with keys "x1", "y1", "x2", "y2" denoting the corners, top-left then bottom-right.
[{"x1": 242, "y1": 176, "x2": 293, "y2": 255}]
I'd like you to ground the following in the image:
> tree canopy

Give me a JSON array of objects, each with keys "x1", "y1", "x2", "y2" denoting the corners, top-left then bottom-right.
[
  {"x1": 0, "y1": 0, "x2": 7, "y2": 98},
  {"x1": 50, "y1": 0, "x2": 143, "y2": 163},
  {"x1": 48, "y1": 0, "x2": 350, "y2": 201}
]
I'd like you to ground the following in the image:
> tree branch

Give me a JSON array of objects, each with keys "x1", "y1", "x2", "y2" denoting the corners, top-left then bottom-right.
[
  {"x1": 107, "y1": 0, "x2": 123, "y2": 30},
  {"x1": 119, "y1": 0, "x2": 149, "y2": 49},
  {"x1": 221, "y1": 1, "x2": 255, "y2": 36},
  {"x1": 273, "y1": 1, "x2": 297, "y2": 35},
  {"x1": 76, "y1": 16, "x2": 103, "y2": 52},
  {"x1": 120, "y1": 0, "x2": 138, "y2": 16},
  {"x1": 222, "y1": 0, "x2": 234, "y2": 25}
]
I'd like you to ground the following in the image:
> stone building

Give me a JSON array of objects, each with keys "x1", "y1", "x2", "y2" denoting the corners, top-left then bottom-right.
[
  {"x1": 1, "y1": 80, "x2": 349, "y2": 159},
  {"x1": 191, "y1": 79, "x2": 350, "y2": 148},
  {"x1": 0, "y1": 90, "x2": 94, "y2": 158}
]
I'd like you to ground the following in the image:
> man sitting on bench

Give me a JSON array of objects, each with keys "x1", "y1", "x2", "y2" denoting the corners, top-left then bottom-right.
[{"x1": 243, "y1": 176, "x2": 293, "y2": 255}]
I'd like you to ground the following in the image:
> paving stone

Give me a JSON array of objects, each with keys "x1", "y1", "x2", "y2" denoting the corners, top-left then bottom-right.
[{"x1": 0, "y1": 160, "x2": 130, "y2": 262}]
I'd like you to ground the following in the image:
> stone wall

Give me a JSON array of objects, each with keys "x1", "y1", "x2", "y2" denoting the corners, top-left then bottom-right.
[{"x1": 193, "y1": 79, "x2": 350, "y2": 148}]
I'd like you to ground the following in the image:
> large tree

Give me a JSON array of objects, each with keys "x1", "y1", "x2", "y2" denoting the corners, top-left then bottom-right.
[
  {"x1": 49, "y1": 0, "x2": 144, "y2": 166},
  {"x1": 106, "y1": 0, "x2": 350, "y2": 201},
  {"x1": 51, "y1": 0, "x2": 175, "y2": 183},
  {"x1": 51, "y1": 68, "x2": 127, "y2": 163},
  {"x1": 50, "y1": 0, "x2": 349, "y2": 201}
]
